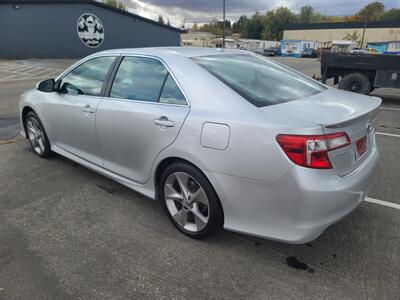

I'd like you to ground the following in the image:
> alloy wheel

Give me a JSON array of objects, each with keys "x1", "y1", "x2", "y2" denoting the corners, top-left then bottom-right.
[
  {"x1": 26, "y1": 116, "x2": 45, "y2": 155},
  {"x1": 164, "y1": 172, "x2": 210, "y2": 232}
]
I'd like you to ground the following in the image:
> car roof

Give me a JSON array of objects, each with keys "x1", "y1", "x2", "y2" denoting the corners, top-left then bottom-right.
[{"x1": 94, "y1": 47, "x2": 250, "y2": 59}]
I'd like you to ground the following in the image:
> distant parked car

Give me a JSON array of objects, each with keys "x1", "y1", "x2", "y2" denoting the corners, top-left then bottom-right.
[
  {"x1": 301, "y1": 48, "x2": 317, "y2": 58},
  {"x1": 264, "y1": 47, "x2": 280, "y2": 56}
]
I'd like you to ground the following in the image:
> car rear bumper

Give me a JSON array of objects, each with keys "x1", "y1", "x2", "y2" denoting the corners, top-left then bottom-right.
[{"x1": 205, "y1": 142, "x2": 379, "y2": 244}]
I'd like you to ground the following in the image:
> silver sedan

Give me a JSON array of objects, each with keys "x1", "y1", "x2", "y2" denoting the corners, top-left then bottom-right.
[{"x1": 19, "y1": 47, "x2": 380, "y2": 243}]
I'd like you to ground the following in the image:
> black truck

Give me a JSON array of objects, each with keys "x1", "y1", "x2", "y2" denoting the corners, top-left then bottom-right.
[{"x1": 320, "y1": 52, "x2": 400, "y2": 94}]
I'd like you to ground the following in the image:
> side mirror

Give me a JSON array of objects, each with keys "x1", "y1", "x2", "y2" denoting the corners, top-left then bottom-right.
[{"x1": 37, "y1": 79, "x2": 55, "y2": 92}]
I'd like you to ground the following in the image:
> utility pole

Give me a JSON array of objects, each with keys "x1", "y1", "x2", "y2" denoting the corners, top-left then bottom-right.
[
  {"x1": 360, "y1": 13, "x2": 368, "y2": 48},
  {"x1": 222, "y1": 0, "x2": 226, "y2": 48}
]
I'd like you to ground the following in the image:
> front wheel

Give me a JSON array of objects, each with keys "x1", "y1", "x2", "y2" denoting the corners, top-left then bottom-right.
[
  {"x1": 338, "y1": 73, "x2": 372, "y2": 94},
  {"x1": 160, "y1": 162, "x2": 223, "y2": 239},
  {"x1": 25, "y1": 111, "x2": 52, "y2": 158}
]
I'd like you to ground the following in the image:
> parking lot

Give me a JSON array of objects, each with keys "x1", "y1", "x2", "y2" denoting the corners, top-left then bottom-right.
[{"x1": 0, "y1": 57, "x2": 399, "y2": 299}]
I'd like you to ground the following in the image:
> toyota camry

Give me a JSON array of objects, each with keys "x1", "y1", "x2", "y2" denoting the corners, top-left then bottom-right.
[{"x1": 19, "y1": 47, "x2": 380, "y2": 243}]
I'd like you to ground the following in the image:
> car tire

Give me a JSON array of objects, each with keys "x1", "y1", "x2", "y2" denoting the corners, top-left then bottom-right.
[
  {"x1": 25, "y1": 111, "x2": 52, "y2": 158},
  {"x1": 338, "y1": 73, "x2": 372, "y2": 95},
  {"x1": 160, "y1": 162, "x2": 223, "y2": 239}
]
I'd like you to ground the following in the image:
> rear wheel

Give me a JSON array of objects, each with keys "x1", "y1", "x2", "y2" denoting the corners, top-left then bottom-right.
[
  {"x1": 25, "y1": 111, "x2": 51, "y2": 158},
  {"x1": 160, "y1": 162, "x2": 223, "y2": 239},
  {"x1": 338, "y1": 73, "x2": 372, "y2": 94}
]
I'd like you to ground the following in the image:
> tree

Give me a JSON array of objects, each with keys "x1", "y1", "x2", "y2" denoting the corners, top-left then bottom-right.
[
  {"x1": 222, "y1": 20, "x2": 232, "y2": 31},
  {"x1": 197, "y1": 18, "x2": 232, "y2": 37},
  {"x1": 355, "y1": 1, "x2": 385, "y2": 21},
  {"x1": 190, "y1": 23, "x2": 199, "y2": 32},
  {"x1": 158, "y1": 15, "x2": 165, "y2": 25},
  {"x1": 324, "y1": 15, "x2": 346, "y2": 22},
  {"x1": 232, "y1": 15, "x2": 247, "y2": 33},
  {"x1": 298, "y1": 6, "x2": 327, "y2": 23},
  {"x1": 311, "y1": 12, "x2": 327, "y2": 23},
  {"x1": 103, "y1": 0, "x2": 126, "y2": 11},
  {"x1": 343, "y1": 31, "x2": 361, "y2": 45},
  {"x1": 298, "y1": 5, "x2": 314, "y2": 23},
  {"x1": 241, "y1": 12, "x2": 263, "y2": 39},
  {"x1": 344, "y1": 15, "x2": 359, "y2": 22},
  {"x1": 192, "y1": 3, "x2": 397, "y2": 42},
  {"x1": 380, "y1": 8, "x2": 400, "y2": 21},
  {"x1": 262, "y1": 7, "x2": 296, "y2": 40}
]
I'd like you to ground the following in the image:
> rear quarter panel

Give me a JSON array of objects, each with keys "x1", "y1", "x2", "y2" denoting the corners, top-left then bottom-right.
[{"x1": 154, "y1": 56, "x2": 324, "y2": 183}]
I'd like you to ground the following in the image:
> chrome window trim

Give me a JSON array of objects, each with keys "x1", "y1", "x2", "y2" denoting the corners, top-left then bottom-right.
[
  {"x1": 108, "y1": 53, "x2": 190, "y2": 107},
  {"x1": 105, "y1": 96, "x2": 190, "y2": 108},
  {"x1": 55, "y1": 54, "x2": 120, "y2": 82}
]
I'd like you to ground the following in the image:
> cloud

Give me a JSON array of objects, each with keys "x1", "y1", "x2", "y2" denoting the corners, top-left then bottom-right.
[{"x1": 111, "y1": 0, "x2": 399, "y2": 27}]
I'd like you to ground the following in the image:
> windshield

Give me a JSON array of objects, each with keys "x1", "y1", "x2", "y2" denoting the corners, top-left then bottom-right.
[{"x1": 192, "y1": 54, "x2": 326, "y2": 107}]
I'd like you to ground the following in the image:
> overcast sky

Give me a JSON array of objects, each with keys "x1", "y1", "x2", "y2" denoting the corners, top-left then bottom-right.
[{"x1": 114, "y1": 0, "x2": 399, "y2": 27}]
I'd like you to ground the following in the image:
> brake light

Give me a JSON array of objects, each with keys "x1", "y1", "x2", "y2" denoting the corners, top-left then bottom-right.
[{"x1": 276, "y1": 132, "x2": 350, "y2": 169}]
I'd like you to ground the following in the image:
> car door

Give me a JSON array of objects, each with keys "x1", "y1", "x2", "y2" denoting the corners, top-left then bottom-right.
[
  {"x1": 96, "y1": 55, "x2": 190, "y2": 183},
  {"x1": 46, "y1": 55, "x2": 117, "y2": 166}
]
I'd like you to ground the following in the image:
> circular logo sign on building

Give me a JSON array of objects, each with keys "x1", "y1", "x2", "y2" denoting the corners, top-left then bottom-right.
[{"x1": 77, "y1": 13, "x2": 104, "y2": 48}]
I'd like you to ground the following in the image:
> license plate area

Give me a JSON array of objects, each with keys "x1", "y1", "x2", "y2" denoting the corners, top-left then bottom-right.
[{"x1": 356, "y1": 136, "x2": 367, "y2": 159}]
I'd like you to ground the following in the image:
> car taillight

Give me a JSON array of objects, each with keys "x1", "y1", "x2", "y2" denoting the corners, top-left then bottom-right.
[{"x1": 276, "y1": 132, "x2": 350, "y2": 169}]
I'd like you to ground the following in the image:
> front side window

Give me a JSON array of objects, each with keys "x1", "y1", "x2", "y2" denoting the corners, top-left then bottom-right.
[
  {"x1": 59, "y1": 56, "x2": 115, "y2": 96},
  {"x1": 192, "y1": 54, "x2": 326, "y2": 107}
]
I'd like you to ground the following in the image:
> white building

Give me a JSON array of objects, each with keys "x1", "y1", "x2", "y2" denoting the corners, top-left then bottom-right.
[
  {"x1": 331, "y1": 40, "x2": 358, "y2": 53},
  {"x1": 209, "y1": 37, "x2": 238, "y2": 49},
  {"x1": 238, "y1": 39, "x2": 280, "y2": 53},
  {"x1": 387, "y1": 41, "x2": 400, "y2": 54},
  {"x1": 182, "y1": 33, "x2": 280, "y2": 54},
  {"x1": 181, "y1": 32, "x2": 216, "y2": 47},
  {"x1": 280, "y1": 40, "x2": 320, "y2": 57}
]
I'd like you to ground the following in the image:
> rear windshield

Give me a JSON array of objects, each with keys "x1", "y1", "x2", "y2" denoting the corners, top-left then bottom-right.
[{"x1": 192, "y1": 54, "x2": 326, "y2": 107}]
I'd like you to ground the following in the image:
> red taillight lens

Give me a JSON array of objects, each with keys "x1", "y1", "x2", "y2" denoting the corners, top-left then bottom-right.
[{"x1": 276, "y1": 132, "x2": 350, "y2": 169}]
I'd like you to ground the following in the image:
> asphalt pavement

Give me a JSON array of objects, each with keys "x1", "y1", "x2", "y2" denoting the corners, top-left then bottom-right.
[{"x1": 0, "y1": 56, "x2": 399, "y2": 299}]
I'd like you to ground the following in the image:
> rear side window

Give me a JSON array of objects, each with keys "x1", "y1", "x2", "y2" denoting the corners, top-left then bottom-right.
[
  {"x1": 110, "y1": 56, "x2": 167, "y2": 102},
  {"x1": 110, "y1": 56, "x2": 186, "y2": 105},
  {"x1": 192, "y1": 54, "x2": 325, "y2": 107},
  {"x1": 159, "y1": 74, "x2": 186, "y2": 105},
  {"x1": 59, "y1": 56, "x2": 115, "y2": 96}
]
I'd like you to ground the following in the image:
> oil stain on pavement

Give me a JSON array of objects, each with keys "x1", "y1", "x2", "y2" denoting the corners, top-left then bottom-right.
[{"x1": 286, "y1": 256, "x2": 315, "y2": 273}]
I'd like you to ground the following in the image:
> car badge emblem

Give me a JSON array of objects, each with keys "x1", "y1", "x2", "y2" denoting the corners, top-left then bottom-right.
[{"x1": 367, "y1": 121, "x2": 372, "y2": 133}]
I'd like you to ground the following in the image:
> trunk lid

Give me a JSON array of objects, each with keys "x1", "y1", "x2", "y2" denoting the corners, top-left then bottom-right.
[{"x1": 262, "y1": 88, "x2": 381, "y2": 176}]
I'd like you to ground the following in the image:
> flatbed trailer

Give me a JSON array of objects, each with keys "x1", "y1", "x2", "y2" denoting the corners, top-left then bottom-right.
[{"x1": 320, "y1": 52, "x2": 400, "y2": 94}]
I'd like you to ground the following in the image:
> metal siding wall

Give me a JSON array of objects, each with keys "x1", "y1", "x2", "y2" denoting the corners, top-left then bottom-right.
[{"x1": 0, "y1": 3, "x2": 180, "y2": 59}]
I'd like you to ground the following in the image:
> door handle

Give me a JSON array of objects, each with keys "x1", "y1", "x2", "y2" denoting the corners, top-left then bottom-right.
[
  {"x1": 82, "y1": 105, "x2": 95, "y2": 113},
  {"x1": 154, "y1": 117, "x2": 175, "y2": 127}
]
